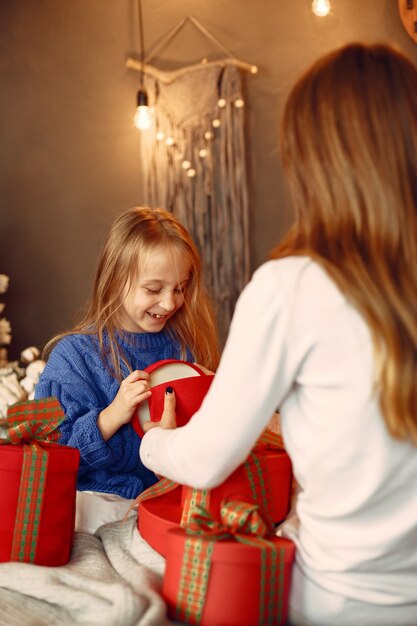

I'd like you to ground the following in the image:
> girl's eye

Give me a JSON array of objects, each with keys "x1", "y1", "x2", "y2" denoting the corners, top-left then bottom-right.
[{"x1": 146, "y1": 288, "x2": 161, "y2": 295}]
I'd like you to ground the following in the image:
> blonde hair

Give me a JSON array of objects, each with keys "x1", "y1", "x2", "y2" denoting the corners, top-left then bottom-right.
[
  {"x1": 274, "y1": 43, "x2": 417, "y2": 443},
  {"x1": 44, "y1": 207, "x2": 220, "y2": 379}
]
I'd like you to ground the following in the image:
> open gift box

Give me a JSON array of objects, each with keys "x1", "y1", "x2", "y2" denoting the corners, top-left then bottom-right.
[
  {"x1": 0, "y1": 397, "x2": 80, "y2": 566},
  {"x1": 138, "y1": 444, "x2": 292, "y2": 557}
]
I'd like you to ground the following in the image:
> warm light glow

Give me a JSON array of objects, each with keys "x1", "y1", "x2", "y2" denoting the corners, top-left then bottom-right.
[
  {"x1": 134, "y1": 106, "x2": 152, "y2": 130},
  {"x1": 156, "y1": 131, "x2": 165, "y2": 141},
  {"x1": 212, "y1": 118, "x2": 221, "y2": 128},
  {"x1": 165, "y1": 136, "x2": 175, "y2": 146},
  {"x1": 204, "y1": 131, "x2": 214, "y2": 140},
  {"x1": 234, "y1": 98, "x2": 245, "y2": 108},
  {"x1": 182, "y1": 160, "x2": 191, "y2": 170},
  {"x1": 199, "y1": 148, "x2": 208, "y2": 158},
  {"x1": 218, "y1": 98, "x2": 227, "y2": 108},
  {"x1": 187, "y1": 168, "x2": 196, "y2": 178},
  {"x1": 312, "y1": 0, "x2": 331, "y2": 16}
]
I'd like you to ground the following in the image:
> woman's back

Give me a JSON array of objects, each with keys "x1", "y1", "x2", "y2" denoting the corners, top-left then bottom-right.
[{"x1": 277, "y1": 257, "x2": 417, "y2": 611}]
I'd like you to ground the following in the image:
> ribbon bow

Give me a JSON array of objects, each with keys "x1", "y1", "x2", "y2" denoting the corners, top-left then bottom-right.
[
  {"x1": 0, "y1": 397, "x2": 65, "y2": 445},
  {"x1": 0, "y1": 397, "x2": 65, "y2": 562},
  {"x1": 176, "y1": 500, "x2": 284, "y2": 625},
  {"x1": 186, "y1": 500, "x2": 269, "y2": 540}
]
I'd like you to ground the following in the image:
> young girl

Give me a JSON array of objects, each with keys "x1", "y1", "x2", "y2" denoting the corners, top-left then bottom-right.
[
  {"x1": 139, "y1": 44, "x2": 417, "y2": 625},
  {"x1": 35, "y1": 206, "x2": 219, "y2": 503}
]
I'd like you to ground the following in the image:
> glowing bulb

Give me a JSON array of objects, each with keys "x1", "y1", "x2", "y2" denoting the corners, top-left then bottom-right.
[
  {"x1": 187, "y1": 168, "x2": 196, "y2": 178},
  {"x1": 199, "y1": 148, "x2": 208, "y2": 158},
  {"x1": 182, "y1": 160, "x2": 191, "y2": 170},
  {"x1": 134, "y1": 89, "x2": 152, "y2": 130},
  {"x1": 250, "y1": 65, "x2": 258, "y2": 74},
  {"x1": 217, "y1": 98, "x2": 227, "y2": 108},
  {"x1": 204, "y1": 131, "x2": 214, "y2": 140},
  {"x1": 234, "y1": 98, "x2": 245, "y2": 108},
  {"x1": 312, "y1": 0, "x2": 330, "y2": 17},
  {"x1": 156, "y1": 131, "x2": 165, "y2": 141},
  {"x1": 212, "y1": 118, "x2": 221, "y2": 128},
  {"x1": 165, "y1": 136, "x2": 175, "y2": 146}
]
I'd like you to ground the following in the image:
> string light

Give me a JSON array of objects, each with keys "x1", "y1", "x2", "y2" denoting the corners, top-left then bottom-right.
[
  {"x1": 312, "y1": 0, "x2": 331, "y2": 17},
  {"x1": 212, "y1": 118, "x2": 221, "y2": 128},
  {"x1": 234, "y1": 98, "x2": 245, "y2": 108}
]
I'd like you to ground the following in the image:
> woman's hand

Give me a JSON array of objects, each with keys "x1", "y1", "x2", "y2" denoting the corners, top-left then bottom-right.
[
  {"x1": 98, "y1": 370, "x2": 151, "y2": 440},
  {"x1": 142, "y1": 387, "x2": 177, "y2": 432}
]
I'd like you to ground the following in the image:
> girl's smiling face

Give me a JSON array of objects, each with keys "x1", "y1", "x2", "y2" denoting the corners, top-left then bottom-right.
[{"x1": 118, "y1": 245, "x2": 191, "y2": 333}]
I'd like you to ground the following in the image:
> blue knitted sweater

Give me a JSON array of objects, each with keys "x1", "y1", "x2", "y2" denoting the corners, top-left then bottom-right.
[{"x1": 35, "y1": 329, "x2": 192, "y2": 499}]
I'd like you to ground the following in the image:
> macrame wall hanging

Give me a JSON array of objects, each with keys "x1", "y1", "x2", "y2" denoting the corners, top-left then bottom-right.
[{"x1": 127, "y1": 14, "x2": 258, "y2": 341}]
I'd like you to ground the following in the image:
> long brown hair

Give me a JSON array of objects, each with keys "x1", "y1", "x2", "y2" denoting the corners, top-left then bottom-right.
[
  {"x1": 44, "y1": 207, "x2": 220, "y2": 378},
  {"x1": 274, "y1": 43, "x2": 417, "y2": 442}
]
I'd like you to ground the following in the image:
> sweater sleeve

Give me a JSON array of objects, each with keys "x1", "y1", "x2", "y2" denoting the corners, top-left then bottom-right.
[
  {"x1": 35, "y1": 341, "x2": 141, "y2": 473},
  {"x1": 140, "y1": 260, "x2": 301, "y2": 488}
]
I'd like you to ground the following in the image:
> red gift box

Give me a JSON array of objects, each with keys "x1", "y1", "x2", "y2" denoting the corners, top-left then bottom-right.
[
  {"x1": 162, "y1": 503, "x2": 296, "y2": 626},
  {"x1": 136, "y1": 429, "x2": 293, "y2": 557},
  {"x1": 131, "y1": 360, "x2": 214, "y2": 437},
  {"x1": 0, "y1": 397, "x2": 80, "y2": 566}
]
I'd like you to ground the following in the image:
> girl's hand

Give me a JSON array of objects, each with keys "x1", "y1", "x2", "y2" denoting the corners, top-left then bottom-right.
[
  {"x1": 112, "y1": 369, "x2": 151, "y2": 424},
  {"x1": 97, "y1": 370, "x2": 151, "y2": 440},
  {"x1": 142, "y1": 387, "x2": 177, "y2": 432}
]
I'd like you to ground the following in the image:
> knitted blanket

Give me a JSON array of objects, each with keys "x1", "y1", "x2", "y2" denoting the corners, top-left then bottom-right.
[{"x1": 0, "y1": 516, "x2": 173, "y2": 626}]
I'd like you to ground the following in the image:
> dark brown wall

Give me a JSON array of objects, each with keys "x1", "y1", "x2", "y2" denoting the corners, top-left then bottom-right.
[{"x1": 1, "y1": 0, "x2": 416, "y2": 358}]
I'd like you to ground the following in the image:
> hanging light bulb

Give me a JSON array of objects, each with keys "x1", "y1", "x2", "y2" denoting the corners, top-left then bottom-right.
[
  {"x1": 134, "y1": 89, "x2": 152, "y2": 130},
  {"x1": 133, "y1": 1, "x2": 151, "y2": 130},
  {"x1": 312, "y1": 0, "x2": 331, "y2": 16}
]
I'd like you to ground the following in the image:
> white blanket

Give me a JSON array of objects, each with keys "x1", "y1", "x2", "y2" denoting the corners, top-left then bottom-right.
[{"x1": 0, "y1": 515, "x2": 174, "y2": 626}]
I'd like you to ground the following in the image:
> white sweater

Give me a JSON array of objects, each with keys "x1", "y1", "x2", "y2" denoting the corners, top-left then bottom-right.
[{"x1": 140, "y1": 257, "x2": 417, "y2": 624}]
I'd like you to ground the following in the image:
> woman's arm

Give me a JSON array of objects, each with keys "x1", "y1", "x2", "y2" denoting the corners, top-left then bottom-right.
[{"x1": 140, "y1": 261, "x2": 298, "y2": 488}]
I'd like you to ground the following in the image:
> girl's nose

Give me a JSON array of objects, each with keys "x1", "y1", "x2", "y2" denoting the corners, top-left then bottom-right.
[{"x1": 160, "y1": 292, "x2": 176, "y2": 312}]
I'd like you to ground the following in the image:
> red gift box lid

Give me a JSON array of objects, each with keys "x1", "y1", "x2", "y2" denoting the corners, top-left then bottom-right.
[
  {"x1": 131, "y1": 359, "x2": 214, "y2": 437},
  {"x1": 165, "y1": 526, "x2": 296, "y2": 565}
]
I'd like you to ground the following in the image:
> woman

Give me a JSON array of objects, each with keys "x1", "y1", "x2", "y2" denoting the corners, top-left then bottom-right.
[{"x1": 140, "y1": 44, "x2": 417, "y2": 625}]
